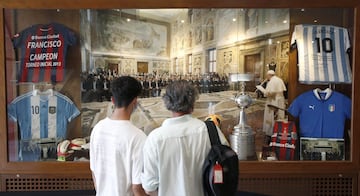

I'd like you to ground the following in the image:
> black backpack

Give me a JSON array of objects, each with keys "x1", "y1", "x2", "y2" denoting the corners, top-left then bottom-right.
[{"x1": 203, "y1": 120, "x2": 239, "y2": 196}]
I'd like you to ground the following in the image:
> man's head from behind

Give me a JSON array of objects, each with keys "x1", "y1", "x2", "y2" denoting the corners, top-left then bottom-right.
[
  {"x1": 163, "y1": 80, "x2": 199, "y2": 114},
  {"x1": 111, "y1": 76, "x2": 142, "y2": 108}
]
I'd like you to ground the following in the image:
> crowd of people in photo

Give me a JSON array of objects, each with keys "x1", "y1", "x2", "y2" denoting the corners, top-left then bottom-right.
[{"x1": 81, "y1": 68, "x2": 231, "y2": 103}]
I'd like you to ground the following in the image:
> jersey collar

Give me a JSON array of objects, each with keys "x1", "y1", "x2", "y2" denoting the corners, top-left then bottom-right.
[
  {"x1": 313, "y1": 88, "x2": 332, "y2": 101},
  {"x1": 32, "y1": 89, "x2": 54, "y2": 96}
]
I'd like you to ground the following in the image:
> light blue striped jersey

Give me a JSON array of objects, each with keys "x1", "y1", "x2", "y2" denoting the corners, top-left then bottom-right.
[
  {"x1": 291, "y1": 24, "x2": 352, "y2": 84},
  {"x1": 8, "y1": 89, "x2": 80, "y2": 140}
]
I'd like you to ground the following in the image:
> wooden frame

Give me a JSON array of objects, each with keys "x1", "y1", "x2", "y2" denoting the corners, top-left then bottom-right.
[{"x1": 0, "y1": 0, "x2": 359, "y2": 193}]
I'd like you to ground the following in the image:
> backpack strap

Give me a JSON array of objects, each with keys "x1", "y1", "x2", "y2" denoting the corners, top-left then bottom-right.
[{"x1": 205, "y1": 120, "x2": 221, "y2": 146}]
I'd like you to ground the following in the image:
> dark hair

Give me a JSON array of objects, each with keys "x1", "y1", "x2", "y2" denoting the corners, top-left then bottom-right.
[
  {"x1": 111, "y1": 76, "x2": 142, "y2": 108},
  {"x1": 162, "y1": 80, "x2": 199, "y2": 113}
]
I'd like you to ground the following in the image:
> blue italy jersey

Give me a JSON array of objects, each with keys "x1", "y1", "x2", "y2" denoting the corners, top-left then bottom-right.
[
  {"x1": 7, "y1": 89, "x2": 80, "y2": 140},
  {"x1": 288, "y1": 88, "x2": 351, "y2": 138},
  {"x1": 291, "y1": 24, "x2": 352, "y2": 84}
]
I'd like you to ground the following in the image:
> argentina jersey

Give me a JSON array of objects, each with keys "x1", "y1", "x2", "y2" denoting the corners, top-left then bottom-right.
[
  {"x1": 13, "y1": 23, "x2": 76, "y2": 83},
  {"x1": 291, "y1": 24, "x2": 352, "y2": 84},
  {"x1": 7, "y1": 89, "x2": 80, "y2": 140}
]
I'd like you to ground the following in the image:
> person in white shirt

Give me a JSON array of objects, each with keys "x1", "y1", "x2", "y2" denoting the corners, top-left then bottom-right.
[
  {"x1": 261, "y1": 70, "x2": 287, "y2": 136},
  {"x1": 90, "y1": 76, "x2": 147, "y2": 196},
  {"x1": 141, "y1": 80, "x2": 228, "y2": 196}
]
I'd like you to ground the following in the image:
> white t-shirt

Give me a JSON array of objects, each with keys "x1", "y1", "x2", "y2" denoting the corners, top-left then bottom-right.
[
  {"x1": 90, "y1": 117, "x2": 147, "y2": 196},
  {"x1": 141, "y1": 114, "x2": 228, "y2": 196}
]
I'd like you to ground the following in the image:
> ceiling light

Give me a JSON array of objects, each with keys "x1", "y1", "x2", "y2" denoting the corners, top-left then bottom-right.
[
  {"x1": 301, "y1": 8, "x2": 305, "y2": 12},
  {"x1": 283, "y1": 20, "x2": 287, "y2": 24},
  {"x1": 181, "y1": 20, "x2": 185, "y2": 23},
  {"x1": 314, "y1": 19, "x2": 318, "y2": 23},
  {"x1": 126, "y1": 18, "x2": 131, "y2": 22},
  {"x1": 232, "y1": 18, "x2": 236, "y2": 22}
]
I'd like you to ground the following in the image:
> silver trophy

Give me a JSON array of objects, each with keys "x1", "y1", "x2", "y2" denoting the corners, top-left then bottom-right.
[{"x1": 229, "y1": 73, "x2": 255, "y2": 160}]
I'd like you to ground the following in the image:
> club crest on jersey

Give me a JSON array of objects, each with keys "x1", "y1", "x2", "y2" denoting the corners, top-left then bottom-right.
[
  {"x1": 49, "y1": 106, "x2": 56, "y2": 114},
  {"x1": 328, "y1": 104, "x2": 335, "y2": 112}
]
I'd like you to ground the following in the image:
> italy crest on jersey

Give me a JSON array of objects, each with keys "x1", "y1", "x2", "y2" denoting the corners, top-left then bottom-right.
[{"x1": 328, "y1": 104, "x2": 335, "y2": 112}]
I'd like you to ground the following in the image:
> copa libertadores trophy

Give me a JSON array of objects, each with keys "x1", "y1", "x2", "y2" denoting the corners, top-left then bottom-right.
[{"x1": 229, "y1": 73, "x2": 255, "y2": 160}]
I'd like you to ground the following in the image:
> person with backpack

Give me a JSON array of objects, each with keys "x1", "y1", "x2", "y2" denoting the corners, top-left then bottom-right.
[{"x1": 141, "y1": 80, "x2": 229, "y2": 196}]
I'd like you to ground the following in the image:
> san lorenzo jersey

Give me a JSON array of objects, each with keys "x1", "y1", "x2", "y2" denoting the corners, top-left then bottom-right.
[
  {"x1": 291, "y1": 24, "x2": 352, "y2": 84},
  {"x1": 288, "y1": 89, "x2": 351, "y2": 138},
  {"x1": 13, "y1": 23, "x2": 76, "y2": 83},
  {"x1": 7, "y1": 89, "x2": 80, "y2": 140}
]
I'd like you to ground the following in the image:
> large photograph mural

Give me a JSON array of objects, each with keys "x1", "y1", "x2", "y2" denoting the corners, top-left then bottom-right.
[
  {"x1": 80, "y1": 9, "x2": 291, "y2": 161},
  {"x1": 91, "y1": 10, "x2": 169, "y2": 57}
]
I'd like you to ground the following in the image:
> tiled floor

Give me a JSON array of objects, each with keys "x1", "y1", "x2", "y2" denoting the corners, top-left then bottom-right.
[{"x1": 82, "y1": 90, "x2": 267, "y2": 138}]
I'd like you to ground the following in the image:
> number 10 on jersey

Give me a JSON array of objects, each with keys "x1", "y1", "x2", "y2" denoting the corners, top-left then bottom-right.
[{"x1": 315, "y1": 37, "x2": 333, "y2": 53}]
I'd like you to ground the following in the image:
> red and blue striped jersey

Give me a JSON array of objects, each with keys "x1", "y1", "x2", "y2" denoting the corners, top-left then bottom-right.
[
  {"x1": 270, "y1": 121, "x2": 297, "y2": 160},
  {"x1": 13, "y1": 23, "x2": 76, "y2": 83}
]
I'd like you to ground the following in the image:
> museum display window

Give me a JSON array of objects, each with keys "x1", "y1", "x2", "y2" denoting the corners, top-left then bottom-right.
[
  {"x1": 3, "y1": 8, "x2": 354, "y2": 163},
  {"x1": 0, "y1": 0, "x2": 360, "y2": 195}
]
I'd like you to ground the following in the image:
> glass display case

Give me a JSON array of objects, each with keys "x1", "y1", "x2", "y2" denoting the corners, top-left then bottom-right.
[
  {"x1": 4, "y1": 8, "x2": 353, "y2": 163},
  {"x1": 0, "y1": 1, "x2": 359, "y2": 195}
]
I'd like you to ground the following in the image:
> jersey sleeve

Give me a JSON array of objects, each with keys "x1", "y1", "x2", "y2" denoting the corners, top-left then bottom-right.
[
  {"x1": 56, "y1": 23, "x2": 77, "y2": 46},
  {"x1": 344, "y1": 29, "x2": 351, "y2": 52},
  {"x1": 12, "y1": 32, "x2": 22, "y2": 48},
  {"x1": 7, "y1": 102, "x2": 18, "y2": 121},
  {"x1": 291, "y1": 25, "x2": 300, "y2": 46},
  {"x1": 288, "y1": 96, "x2": 301, "y2": 118},
  {"x1": 12, "y1": 25, "x2": 37, "y2": 48},
  {"x1": 12, "y1": 28, "x2": 27, "y2": 48},
  {"x1": 342, "y1": 94, "x2": 352, "y2": 119},
  {"x1": 65, "y1": 100, "x2": 80, "y2": 122},
  {"x1": 7, "y1": 93, "x2": 29, "y2": 122},
  {"x1": 56, "y1": 93, "x2": 80, "y2": 122}
]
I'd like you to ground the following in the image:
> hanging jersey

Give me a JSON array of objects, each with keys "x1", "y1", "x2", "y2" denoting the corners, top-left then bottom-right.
[
  {"x1": 291, "y1": 24, "x2": 352, "y2": 84},
  {"x1": 7, "y1": 89, "x2": 80, "y2": 140},
  {"x1": 288, "y1": 88, "x2": 351, "y2": 138},
  {"x1": 269, "y1": 121, "x2": 297, "y2": 160},
  {"x1": 13, "y1": 23, "x2": 76, "y2": 83}
]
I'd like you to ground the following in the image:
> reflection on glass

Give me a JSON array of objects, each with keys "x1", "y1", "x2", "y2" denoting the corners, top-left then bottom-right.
[
  {"x1": 5, "y1": 8, "x2": 352, "y2": 162},
  {"x1": 79, "y1": 9, "x2": 290, "y2": 161}
]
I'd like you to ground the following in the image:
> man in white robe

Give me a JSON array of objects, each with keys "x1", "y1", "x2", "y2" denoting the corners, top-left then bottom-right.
[{"x1": 257, "y1": 70, "x2": 287, "y2": 136}]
